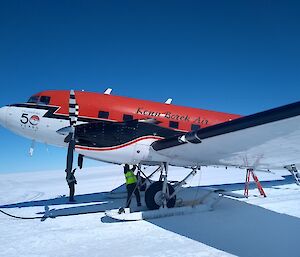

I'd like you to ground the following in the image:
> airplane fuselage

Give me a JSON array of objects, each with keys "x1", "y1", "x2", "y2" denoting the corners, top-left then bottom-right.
[{"x1": 0, "y1": 90, "x2": 241, "y2": 166}]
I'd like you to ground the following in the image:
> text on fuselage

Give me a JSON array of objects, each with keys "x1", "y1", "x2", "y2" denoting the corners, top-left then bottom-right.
[{"x1": 136, "y1": 107, "x2": 208, "y2": 124}]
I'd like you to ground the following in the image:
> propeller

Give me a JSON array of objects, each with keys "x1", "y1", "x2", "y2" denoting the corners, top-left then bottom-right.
[{"x1": 65, "y1": 90, "x2": 79, "y2": 174}]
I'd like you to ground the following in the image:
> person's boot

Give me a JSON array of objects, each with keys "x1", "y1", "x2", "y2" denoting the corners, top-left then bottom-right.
[{"x1": 118, "y1": 207, "x2": 125, "y2": 214}]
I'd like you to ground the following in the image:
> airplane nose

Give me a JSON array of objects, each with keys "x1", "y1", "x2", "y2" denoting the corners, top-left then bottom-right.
[{"x1": 0, "y1": 106, "x2": 8, "y2": 128}]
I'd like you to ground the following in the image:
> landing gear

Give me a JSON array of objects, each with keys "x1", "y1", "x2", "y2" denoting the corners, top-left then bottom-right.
[
  {"x1": 144, "y1": 163, "x2": 198, "y2": 210},
  {"x1": 143, "y1": 162, "x2": 176, "y2": 210},
  {"x1": 145, "y1": 181, "x2": 176, "y2": 210},
  {"x1": 105, "y1": 164, "x2": 224, "y2": 221}
]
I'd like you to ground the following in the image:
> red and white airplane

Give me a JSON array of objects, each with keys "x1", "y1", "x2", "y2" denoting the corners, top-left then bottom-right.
[{"x1": 0, "y1": 89, "x2": 300, "y2": 210}]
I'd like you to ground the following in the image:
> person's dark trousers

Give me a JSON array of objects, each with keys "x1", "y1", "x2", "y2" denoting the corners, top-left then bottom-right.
[
  {"x1": 68, "y1": 182, "x2": 75, "y2": 201},
  {"x1": 126, "y1": 183, "x2": 141, "y2": 208}
]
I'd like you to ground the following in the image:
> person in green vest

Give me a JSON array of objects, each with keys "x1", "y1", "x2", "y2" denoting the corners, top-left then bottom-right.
[{"x1": 124, "y1": 164, "x2": 141, "y2": 208}]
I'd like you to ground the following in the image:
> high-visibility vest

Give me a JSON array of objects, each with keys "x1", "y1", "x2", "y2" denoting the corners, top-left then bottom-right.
[{"x1": 125, "y1": 170, "x2": 137, "y2": 185}]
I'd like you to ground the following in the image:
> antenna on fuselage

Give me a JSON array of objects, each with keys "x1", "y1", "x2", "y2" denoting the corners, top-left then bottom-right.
[
  {"x1": 165, "y1": 98, "x2": 172, "y2": 104},
  {"x1": 104, "y1": 88, "x2": 113, "y2": 95}
]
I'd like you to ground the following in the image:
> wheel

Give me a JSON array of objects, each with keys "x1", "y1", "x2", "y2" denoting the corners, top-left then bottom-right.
[{"x1": 145, "y1": 181, "x2": 176, "y2": 210}]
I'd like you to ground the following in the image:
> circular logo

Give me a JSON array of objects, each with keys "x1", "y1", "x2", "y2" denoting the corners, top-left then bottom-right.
[{"x1": 29, "y1": 115, "x2": 40, "y2": 126}]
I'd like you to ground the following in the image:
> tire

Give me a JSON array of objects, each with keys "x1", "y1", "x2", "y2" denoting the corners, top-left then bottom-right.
[{"x1": 145, "y1": 181, "x2": 176, "y2": 210}]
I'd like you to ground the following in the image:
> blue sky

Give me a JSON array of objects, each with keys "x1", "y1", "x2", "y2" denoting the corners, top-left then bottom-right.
[{"x1": 0, "y1": 0, "x2": 300, "y2": 173}]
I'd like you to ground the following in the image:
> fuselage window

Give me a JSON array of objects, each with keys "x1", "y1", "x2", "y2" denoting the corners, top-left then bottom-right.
[
  {"x1": 98, "y1": 111, "x2": 109, "y2": 119},
  {"x1": 169, "y1": 121, "x2": 179, "y2": 129},
  {"x1": 191, "y1": 124, "x2": 201, "y2": 131},
  {"x1": 123, "y1": 114, "x2": 133, "y2": 121},
  {"x1": 39, "y1": 96, "x2": 51, "y2": 105},
  {"x1": 27, "y1": 95, "x2": 39, "y2": 103}
]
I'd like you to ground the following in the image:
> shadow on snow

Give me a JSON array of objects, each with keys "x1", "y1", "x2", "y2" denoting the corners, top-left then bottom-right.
[
  {"x1": 0, "y1": 191, "x2": 125, "y2": 221},
  {"x1": 0, "y1": 175, "x2": 299, "y2": 257},
  {"x1": 0, "y1": 175, "x2": 294, "y2": 209},
  {"x1": 149, "y1": 197, "x2": 300, "y2": 257}
]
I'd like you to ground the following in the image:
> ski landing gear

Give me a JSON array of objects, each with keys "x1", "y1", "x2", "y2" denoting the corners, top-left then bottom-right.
[{"x1": 105, "y1": 163, "x2": 222, "y2": 221}]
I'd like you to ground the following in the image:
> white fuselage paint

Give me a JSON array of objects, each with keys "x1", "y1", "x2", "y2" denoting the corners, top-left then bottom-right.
[
  {"x1": 3, "y1": 106, "x2": 170, "y2": 165},
  {"x1": 6, "y1": 106, "x2": 68, "y2": 147}
]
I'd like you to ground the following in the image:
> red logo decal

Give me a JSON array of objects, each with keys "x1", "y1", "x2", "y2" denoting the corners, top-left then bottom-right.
[{"x1": 29, "y1": 115, "x2": 40, "y2": 126}]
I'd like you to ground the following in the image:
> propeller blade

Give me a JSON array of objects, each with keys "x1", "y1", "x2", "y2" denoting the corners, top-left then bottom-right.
[
  {"x1": 69, "y1": 89, "x2": 79, "y2": 127},
  {"x1": 65, "y1": 90, "x2": 79, "y2": 174},
  {"x1": 66, "y1": 136, "x2": 75, "y2": 173}
]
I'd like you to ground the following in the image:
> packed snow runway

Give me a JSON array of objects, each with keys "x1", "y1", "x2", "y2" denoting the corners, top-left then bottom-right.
[{"x1": 0, "y1": 165, "x2": 300, "y2": 257}]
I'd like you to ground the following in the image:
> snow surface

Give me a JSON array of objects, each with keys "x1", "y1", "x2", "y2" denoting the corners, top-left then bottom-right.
[{"x1": 0, "y1": 165, "x2": 300, "y2": 257}]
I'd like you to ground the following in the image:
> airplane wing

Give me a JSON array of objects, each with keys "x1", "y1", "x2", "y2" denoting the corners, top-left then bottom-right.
[{"x1": 151, "y1": 101, "x2": 300, "y2": 170}]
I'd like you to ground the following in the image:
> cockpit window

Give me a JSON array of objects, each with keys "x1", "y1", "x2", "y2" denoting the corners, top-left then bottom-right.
[
  {"x1": 39, "y1": 96, "x2": 51, "y2": 105},
  {"x1": 27, "y1": 95, "x2": 39, "y2": 103},
  {"x1": 27, "y1": 95, "x2": 51, "y2": 105}
]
